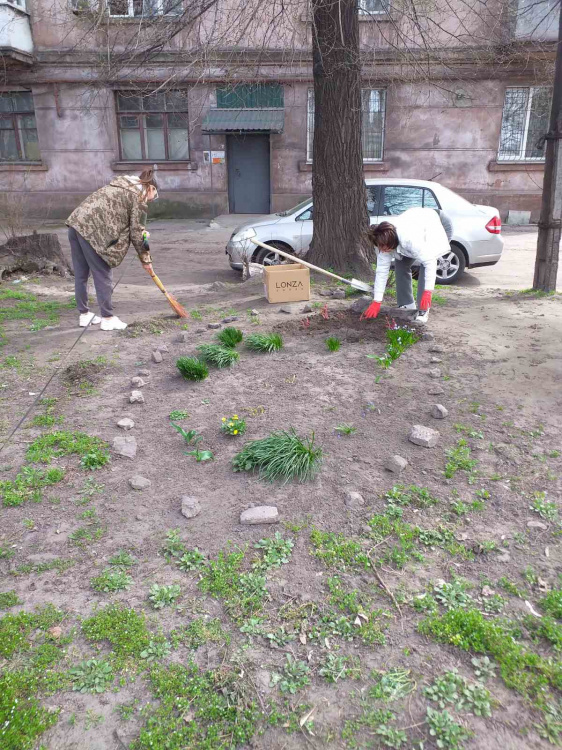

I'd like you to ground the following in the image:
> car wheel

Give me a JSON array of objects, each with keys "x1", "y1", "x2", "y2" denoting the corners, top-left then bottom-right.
[
  {"x1": 436, "y1": 244, "x2": 466, "y2": 285},
  {"x1": 254, "y1": 242, "x2": 294, "y2": 266}
]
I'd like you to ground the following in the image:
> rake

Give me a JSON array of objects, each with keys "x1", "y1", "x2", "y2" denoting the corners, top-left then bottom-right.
[{"x1": 249, "y1": 236, "x2": 372, "y2": 293}]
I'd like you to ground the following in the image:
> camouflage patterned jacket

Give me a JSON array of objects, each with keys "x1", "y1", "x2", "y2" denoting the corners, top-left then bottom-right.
[{"x1": 66, "y1": 176, "x2": 152, "y2": 268}]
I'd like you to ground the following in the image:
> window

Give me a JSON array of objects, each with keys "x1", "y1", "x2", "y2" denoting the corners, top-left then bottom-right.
[
  {"x1": 108, "y1": 0, "x2": 181, "y2": 17},
  {"x1": 116, "y1": 91, "x2": 189, "y2": 161},
  {"x1": 498, "y1": 86, "x2": 552, "y2": 162},
  {"x1": 381, "y1": 186, "x2": 440, "y2": 215},
  {"x1": 358, "y1": 0, "x2": 387, "y2": 14},
  {"x1": 307, "y1": 88, "x2": 386, "y2": 162},
  {"x1": 216, "y1": 84, "x2": 284, "y2": 109},
  {"x1": 0, "y1": 91, "x2": 41, "y2": 162},
  {"x1": 296, "y1": 207, "x2": 313, "y2": 221}
]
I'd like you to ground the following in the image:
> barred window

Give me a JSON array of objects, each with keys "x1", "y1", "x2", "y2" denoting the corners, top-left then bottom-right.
[
  {"x1": 358, "y1": 0, "x2": 388, "y2": 13},
  {"x1": 307, "y1": 88, "x2": 386, "y2": 162},
  {"x1": 116, "y1": 91, "x2": 189, "y2": 161},
  {"x1": 108, "y1": 0, "x2": 182, "y2": 17},
  {"x1": 498, "y1": 86, "x2": 552, "y2": 162},
  {"x1": 0, "y1": 91, "x2": 41, "y2": 163}
]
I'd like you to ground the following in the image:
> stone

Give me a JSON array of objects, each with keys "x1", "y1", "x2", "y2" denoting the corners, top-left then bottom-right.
[
  {"x1": 430, "y1": 357, "x2": 442, "y2": 364},
  {"x1": 429, "y1": 368, "x2": 442, "y2": 378},
  {"x1": 428, "y1": 386, "x2": 445, "y2": 396},
  {"x1": 158, "y1": 344, "x2": 169, "y2": 353},
  {"x1": 48, "y1": 626, "x2": 62, "y2": 639},
  {"x1": 409, "y1": 425, "x2": 440, "y2": 448},
  {"x1": 208, "y1": 322, "x2": 221, "y2": 329},
  {"x1": 345, "y1": 491, "x2": 365, "y2": 509},
  {"x1": 279, "y1": 307, "x2": 292, "y2": 314},
  {"x1": 384, "y1": 455, "x2": 408, "y2": 474},
  {"x1": 350, "y1": 296, "x2": 372, "y2": 314},
  {"x1": 195, "y1": 328, "x2": 206, "y2": 334},
  {"x1": 250, "y1": 309, "x2": 259, "y2": 316},
  {"x1": 319, "y1": 288, "x2": 333, "y2": 297},
  {"x1": 429, "y1": 345, "x2": 444, "y2": 353},
  {"x1": 151, "y1": 350, "x2": 163, "y2": 363},
  {"x1": 496, "y1": 551, "x2": 511, "y2": 563},
  {"x1": 131, "y1": 376, "x2": 146, "y2": 388},
  {"x1": 302, "y1": 304, "x2": 313, "y2": 313},
  {"x1": 129, "y1": 475, "x2": 151, "y2": 490},
  {"x1": 176, "y1": 332, "x2": 189, "y2": 343},
  {"x1": 332, "y1": 288, "x2": 346, "y2": 299},
  {"x1": 117, "y1": 418, "x2": 135, "y2": 430},
  {"x1": 129, "y1": 390, "x2": 145, "y2": 404},
  {"x1": 527, "y1": 520, "x2": 548, "y2": 530},
  {"x1": 431, "y1": 404, "x2": 449, "y2": 419},
  {"x1": 181, "y1": 496, "x2": 201, "y2": 518},
  {"x1": 112, "y1": 436, "x2": 138, "y2": 459},
  {"x1": 138, "y1": 369, "x2": 150, "y2": 377},
  {"x1": 240, "y1": 506, "x2": 279, "y2": 525},
  {"x1": 222, "y1": 316, "x2": 239, "y2": 323},
  {"x1": 421, "y1": 332, "x2": 435, "y2": 341}
]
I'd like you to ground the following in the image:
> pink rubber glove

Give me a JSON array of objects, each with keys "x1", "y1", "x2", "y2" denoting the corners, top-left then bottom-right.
[
  {"x1": 420, "y1": 291, "x2": 432, "y2": 310},
  {"x1": 360, "y1": 301, "x2": 381, "y2": 320}
]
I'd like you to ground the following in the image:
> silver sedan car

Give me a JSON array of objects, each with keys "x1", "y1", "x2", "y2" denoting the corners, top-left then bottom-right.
[{"x1": 226, "y1": 178, "x2": 504, "y2": 284}]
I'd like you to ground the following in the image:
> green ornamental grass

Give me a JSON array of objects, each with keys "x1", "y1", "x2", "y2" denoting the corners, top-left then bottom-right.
[
  {"x1": 325, "y1": 337, "x2": 341, "y2": 352},
  {"x1": 176, "y1": 357, "x2": 209, "y2": 381},
  {"x1": 245, "y1": 333, "x2": 283, "y2": 353},
  {"x1": 232, "y1": 429, "x2": 322, "y2": 483},
  {"x1": 196, "y1": 344, "x2": 240, "y2": 368},
  {"x1": 217, "y1": 327, "x2": 243, "y2": 348}
]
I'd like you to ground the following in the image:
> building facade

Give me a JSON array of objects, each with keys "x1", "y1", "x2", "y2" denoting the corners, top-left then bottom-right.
[{"x1": 0, "y1": 0, "x2": 559, "y2": 220}]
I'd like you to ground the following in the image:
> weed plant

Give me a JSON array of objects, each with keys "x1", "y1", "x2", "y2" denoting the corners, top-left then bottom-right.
[
  {"x1": 0, "y1": 466, "x2": 65, "y2": 507},
  {"x1": 91, "y1": 568, "x2": 133, "y2": 593},
  {"x1": 217, "y1": 327, "x2": 243, "y2": 347},
  {"x1": 0, "y1": 591, "x2": 21, "y2": 609},
  {"x1": 335, "y1": 423, "x2": 356, "y2": 436},
  {"x1": 270, "y1": 655, "x2": 311, "y2": 693},
  {"x1": 26, "y1": 431, "x2": 109, "y2": 467},
  {"x1": 70, "y1": 659, "x2": 114, "y2": 693},
  {"x1": 232, "y1": 429, "x2": 322, "y2": 483},
  {"x1": 368, "y1": 325, "x2": 419, "y2": 368},
  {"x1": 169, "y1": 410, "x2": 189, "y2": 421},
  {"x1": 176, "y1": 357, "x2": 209, "y2": 381},
  {"x1": 82, "y1": 604, "x2": 150, "y2": 661},
  {"x1": 253, "y1": 532, "x2": 294, "y2": 571},
  {"x1": 140, "y1": 639, "x2": 171, "y2": 663},
  {"x1": 197, "y1": 344, "x2": 240, "y2": 368},
  {"x1": 319, "y1": 653, "x2": 360, "y2": 683},
  {"x1": 325, "y1": 336, "x2": 341, "y2": 352},
  {"x1": 245, "y1": 332, "x2": 283, "y2": 352},
  {"x1": 221, "y1": 414, "x2": 246, "y2": 437},
  {"x1": 148, "y1": 584, "x2": 181, "y2": 609}
]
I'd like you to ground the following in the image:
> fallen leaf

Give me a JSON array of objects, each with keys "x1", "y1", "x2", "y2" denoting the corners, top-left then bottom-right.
[
  {"x1": 538, "y1": 577, "x2": 549, "y2": 592},
  {"x1": 48, "y1": 626, "x2": 62, "y2": 640},
  {"x1": 299, "y1": 632, "x2": 307, "y2": 645},
  {"x1": 299, "y1": 706, "x2": 316, "y2": 727}
]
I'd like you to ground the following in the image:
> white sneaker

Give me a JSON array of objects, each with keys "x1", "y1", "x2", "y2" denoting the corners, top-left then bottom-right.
[
  {"x1": 414, "y1": 310, "x2": 430, "y2": 324},
  {"x1": 397, "y1": 302, "x2": 417, "y2": 310},
  {"x1": 100, "y1": 316, "x2": 127, "y2": 331},
  {"x1": 79, "y1": 312, "x2": 101, "y2": 327}
]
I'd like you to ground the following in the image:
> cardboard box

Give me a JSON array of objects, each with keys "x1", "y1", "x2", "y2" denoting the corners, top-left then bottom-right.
[{"x1": 263, "y1": 263, "x2": 310, "y2": 303}]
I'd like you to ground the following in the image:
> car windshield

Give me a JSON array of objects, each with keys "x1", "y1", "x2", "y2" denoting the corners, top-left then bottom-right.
[{"x1": 276, "y1": 197, "x2": 312, "y2": 217}]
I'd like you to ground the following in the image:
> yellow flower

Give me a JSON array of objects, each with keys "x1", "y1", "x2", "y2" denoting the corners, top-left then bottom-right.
[
  {"x1": 222, "y1": 417, "x2": 226, "y2": 422},
  {"x1": 233, "y1": 430, "x2": 238, "y2": 435},
  {"x1": 233, "y1": 415, "x2": 239, "y2": 420},
  {"x1": 228, "y1": 422, "x2": 234, "y2": 428}
]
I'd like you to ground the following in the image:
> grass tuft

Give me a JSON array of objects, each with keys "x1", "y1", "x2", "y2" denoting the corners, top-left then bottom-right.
[
  {"x1": 245, "y1": 332, "x2": 283, "y2": 353},
  {"x1": 26, "y1": 431, "x2": 109, "y2": 468},
  {"x1": 232, "y1": 429, "x2": 322, "y2": 483},
  {"x1": 176, "y1": 357, "x2": 209, "y2": 381},
  {"x1": 216, "y1": 327, "x2": 243, "y2": 348},
  {"x1": 197, "y1": 344, "x2": 240, "y2": 368},
  {"x1": 325, "y1": 336, "x2": 341, "y2": 352}
]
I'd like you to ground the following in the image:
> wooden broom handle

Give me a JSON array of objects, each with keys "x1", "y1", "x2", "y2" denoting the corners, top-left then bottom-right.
[{"x1": 250, "y1": 238, "x2": 355, "y2": 286}]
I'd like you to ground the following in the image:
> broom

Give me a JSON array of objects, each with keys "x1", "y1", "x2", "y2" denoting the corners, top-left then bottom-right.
[{"x1": 142, "y1": 233, "x2": 188, "y2": 318}]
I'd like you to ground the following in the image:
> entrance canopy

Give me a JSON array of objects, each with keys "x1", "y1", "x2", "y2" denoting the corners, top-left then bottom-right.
[{"x1": 201, "y1": 108, "x2": 284, "y2": 134}]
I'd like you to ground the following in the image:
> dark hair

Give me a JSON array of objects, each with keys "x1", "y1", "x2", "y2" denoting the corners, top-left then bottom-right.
[
  {"x1": 138, "y1": 168, "x2": 158, "y2": 190},
  {"x1": 367, "y1": 222, "x2": 398, "y2": 250}
]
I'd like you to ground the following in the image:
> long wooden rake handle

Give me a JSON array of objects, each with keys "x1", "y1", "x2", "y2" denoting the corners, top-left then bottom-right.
[{"x1": 250, "y1": 238, "x2": 371, "y2": 292}]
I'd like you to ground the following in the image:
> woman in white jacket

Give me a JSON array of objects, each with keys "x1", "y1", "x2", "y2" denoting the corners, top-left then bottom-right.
[{"x1": 362, "y1": 206, "x2": 453, "y2": 323}]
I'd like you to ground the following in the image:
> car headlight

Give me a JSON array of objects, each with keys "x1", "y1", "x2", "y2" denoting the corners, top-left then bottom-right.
[{"x1": 231, "y1": 227, "x2": 257, "y2": 242}]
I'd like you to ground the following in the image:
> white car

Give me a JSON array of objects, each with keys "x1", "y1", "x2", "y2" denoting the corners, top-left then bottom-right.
[{"x1": 226, "y1": 178, "x2": 503, "y2": 284}]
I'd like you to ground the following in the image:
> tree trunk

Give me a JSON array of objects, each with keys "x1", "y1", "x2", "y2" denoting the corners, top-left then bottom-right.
[
  {"x1": 0, "y1": 233, "x2": 73, "y2": 280},
  {"x1": 533, "y1": 7, "x2": 562, "y2": 292},
  {"x1": 307, "y1": 0, "x2": 374, "y2": 278}
]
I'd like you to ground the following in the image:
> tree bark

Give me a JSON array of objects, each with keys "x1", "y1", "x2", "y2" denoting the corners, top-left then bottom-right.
[
  {"x1": 533, "y1": 7, "x2": 562, "y2": 292},
  {"x1": 307, "y1": 0, "x2": 374, "y2": 279}
]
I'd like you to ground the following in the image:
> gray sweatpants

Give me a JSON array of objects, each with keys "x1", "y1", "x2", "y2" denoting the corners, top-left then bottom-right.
[
  {"x1": 68, "y1": 227, "x2": 113, "y2": 317},
  {"x1": 395, "y1": 255, "x2": 426, "y2": 308}
]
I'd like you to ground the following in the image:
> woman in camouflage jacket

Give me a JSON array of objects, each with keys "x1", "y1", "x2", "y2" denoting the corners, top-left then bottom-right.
[{"x1": 66, "y1": 168, "x2": 158, "y2": 331}]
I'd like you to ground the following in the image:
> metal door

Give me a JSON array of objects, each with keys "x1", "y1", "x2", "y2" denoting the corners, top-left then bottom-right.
[{"x1": 227, "y1": 134, "x2": 270, "y2": 214}]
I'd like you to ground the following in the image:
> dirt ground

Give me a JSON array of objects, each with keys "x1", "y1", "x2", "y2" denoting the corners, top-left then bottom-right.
[{"x1": 0, "y1": 222, "x2": 561, "y2": 750}]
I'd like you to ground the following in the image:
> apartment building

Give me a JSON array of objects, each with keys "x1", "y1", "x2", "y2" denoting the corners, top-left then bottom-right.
[{"x1": 0, "y1": 0, "x2": 559, "y2": 219}]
